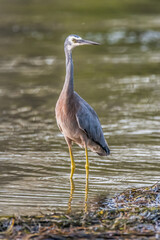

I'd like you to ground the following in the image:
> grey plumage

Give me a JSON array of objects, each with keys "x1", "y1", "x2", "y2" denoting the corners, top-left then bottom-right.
[{"x1": 75, "y1": 92, "x2": 110, "y2": 155}]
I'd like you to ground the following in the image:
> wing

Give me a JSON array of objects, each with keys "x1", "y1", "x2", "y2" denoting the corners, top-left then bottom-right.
[{"x1": 75, "y1": 92, "x2": 108, "y2": 150}]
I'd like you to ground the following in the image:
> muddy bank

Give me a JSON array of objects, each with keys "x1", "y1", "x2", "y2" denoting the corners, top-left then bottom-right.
[{"x1": 0, "y1": 184, "x2": 160, "y2": 239}]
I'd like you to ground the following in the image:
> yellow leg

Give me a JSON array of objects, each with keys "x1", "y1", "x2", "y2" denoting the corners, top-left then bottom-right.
[
  {"x1": 85, "y1": 146, "x2": 89, "y2": 179},
  {"x1": 69, "y1": 146, "x2": 75, "y2": 179}
]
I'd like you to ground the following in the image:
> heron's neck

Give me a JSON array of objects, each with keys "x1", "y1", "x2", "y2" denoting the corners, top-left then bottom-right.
[{"x1": 62, "y1": 49, "x2": 74, "y2": 97}]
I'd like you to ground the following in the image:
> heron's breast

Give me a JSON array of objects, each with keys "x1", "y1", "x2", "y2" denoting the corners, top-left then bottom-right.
[{"x1": 56, "y1": 104, "x2": 77, "y2": 132}]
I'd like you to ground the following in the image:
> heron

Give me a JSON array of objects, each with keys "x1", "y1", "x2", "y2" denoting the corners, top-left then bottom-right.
[{"x1": 55, "y1": 34, "x2": 110, "y2": 179}]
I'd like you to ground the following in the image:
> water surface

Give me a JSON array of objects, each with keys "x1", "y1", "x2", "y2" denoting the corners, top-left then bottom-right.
[{"x1": 0, "y1": 0, "x2": 160, "y2": 215}]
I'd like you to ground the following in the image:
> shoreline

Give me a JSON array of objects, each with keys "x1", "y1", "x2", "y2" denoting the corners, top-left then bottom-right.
[{"x1": 1, "y1": 183, "x2": 160, "y2": 239}]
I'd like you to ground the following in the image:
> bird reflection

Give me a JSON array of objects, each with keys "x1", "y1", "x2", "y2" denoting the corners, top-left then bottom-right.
[
  {"x1": 68, "y1": 169, "x2": 89, "y2": 213},
  {"x1": 85, "y1": 168, "x2": 89, "y2": 212},
  {"x1": 68, "y1": 178, "x2": 75, "y2": 213}
]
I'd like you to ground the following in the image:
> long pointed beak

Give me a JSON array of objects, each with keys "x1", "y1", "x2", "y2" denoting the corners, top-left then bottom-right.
[{"x1": 78, "y1": 39, "x2": 100, "y2": 45}]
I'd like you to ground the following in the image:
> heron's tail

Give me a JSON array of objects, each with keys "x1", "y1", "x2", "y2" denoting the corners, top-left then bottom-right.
[
  {"x1": 88, "y1": 139, "x2": 110, "y2": 156},
  {"x1": 105, "y1": 146, "x2": 110, "y2": 155},
  {"x1": 97, "y1": 145, "x2": 110, "y2": 156}
]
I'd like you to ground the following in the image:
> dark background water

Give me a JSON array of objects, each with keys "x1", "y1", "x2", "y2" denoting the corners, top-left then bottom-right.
[{"x1": 0, "y1": 0, "x2": 160, "y2": 215}]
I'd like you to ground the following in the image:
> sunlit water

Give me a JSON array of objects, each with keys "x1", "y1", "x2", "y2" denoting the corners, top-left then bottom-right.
[{"x1": 0, "y1": 0, "x2": 160, "y2": 215}]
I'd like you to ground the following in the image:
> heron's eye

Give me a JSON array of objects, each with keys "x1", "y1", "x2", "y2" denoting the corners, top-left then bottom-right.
[{"x1": 72, "y1": 38, "x2": 77, "y2": 43}]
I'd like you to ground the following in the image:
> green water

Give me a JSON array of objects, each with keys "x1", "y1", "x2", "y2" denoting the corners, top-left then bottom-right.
[{"x1": 0, "y1": 0, "x2": 160, "y2": 215}]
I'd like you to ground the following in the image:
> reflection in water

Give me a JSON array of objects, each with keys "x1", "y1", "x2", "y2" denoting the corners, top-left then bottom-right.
[
  {"x1": 68, "y1": 178, "x2": 75, "y2": 214},
  {"x1": 85, "y1": 175, "x2": 89, "y2": 213},
  {"x1": 0, "y1": 0, "x2": 160, "y2": 216},
  {"x1": 68, "y1": 149, "x2": 89, "y2": 213},
  {"x1": 68, "y1": 173, "x2": 89, "y2": 214}
]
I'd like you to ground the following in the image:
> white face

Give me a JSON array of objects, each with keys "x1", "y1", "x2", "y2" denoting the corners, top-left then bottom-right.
[
  {"x1": 65, "y1": 34, "x2": 99, "y2": 51},
  {"x1": 65, "y1": 35, "x2": 82, "y2": 51}
]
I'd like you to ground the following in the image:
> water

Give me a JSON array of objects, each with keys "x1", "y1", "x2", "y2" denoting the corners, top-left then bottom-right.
[{"x1": 0, "y1": 0, "x2": 160, "y2": 215}]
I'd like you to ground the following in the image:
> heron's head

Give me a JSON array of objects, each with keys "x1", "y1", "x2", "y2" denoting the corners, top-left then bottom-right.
[{"x1": 64, "y1": 34, "x2": 100, "y2": 51}]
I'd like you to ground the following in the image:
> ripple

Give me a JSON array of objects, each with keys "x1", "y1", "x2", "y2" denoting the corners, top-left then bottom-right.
[
  {"x1": 0, "y1": 56, "x2": 56, "y2": 74},
  {"x1": 86, "y1": 29, "x2": 160, "y2": 46},
  {"x1": 102, "y1": 53, "x2": 160, "y2": 64},
  {"x1": 1, "y1": 144, "x2": 160, "y2": 215}
]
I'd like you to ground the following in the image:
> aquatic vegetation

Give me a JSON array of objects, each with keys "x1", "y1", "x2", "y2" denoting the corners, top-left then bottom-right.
[{"x1": 0, "y1": 184, "x2": 160, "y2": 239}]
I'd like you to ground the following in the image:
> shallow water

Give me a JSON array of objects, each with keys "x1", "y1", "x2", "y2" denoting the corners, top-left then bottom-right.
[{"x1": 0, "y1": 0, "x2": 160, "y2": 215}]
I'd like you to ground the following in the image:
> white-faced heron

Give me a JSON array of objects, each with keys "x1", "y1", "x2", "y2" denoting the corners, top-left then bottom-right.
[{"x1": 55, "y1": 34, "x2": 110, "y2": 179}]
